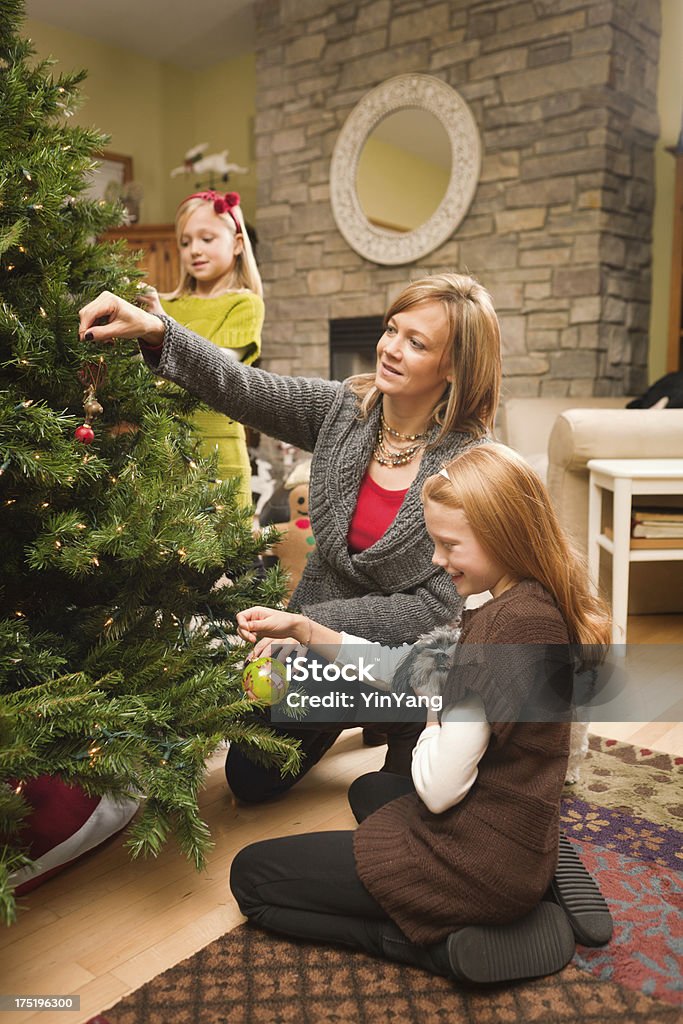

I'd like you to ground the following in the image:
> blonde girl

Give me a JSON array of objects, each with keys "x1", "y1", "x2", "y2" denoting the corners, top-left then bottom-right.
[{"x1": 148, "y1": 190, "x2": 264, "y2": 505}]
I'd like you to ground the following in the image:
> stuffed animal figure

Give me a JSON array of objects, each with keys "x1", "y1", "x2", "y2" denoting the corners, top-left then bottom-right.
[
  {"x1": 269, "y1": 461, "x2": 315, "y2": 597},
  {"x1": 392, "y1": 623, "x2": 461, "y2": 698},
  {"x1": 251, "y1": 456, "x2": 275, "y2": 519}
]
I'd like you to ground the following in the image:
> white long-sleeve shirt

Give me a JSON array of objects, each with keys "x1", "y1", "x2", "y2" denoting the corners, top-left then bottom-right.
[{"x1": 334, "y1": 633, "x2": 491, "y2": 814}]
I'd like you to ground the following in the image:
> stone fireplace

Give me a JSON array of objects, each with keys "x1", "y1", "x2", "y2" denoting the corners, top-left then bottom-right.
[{"x1": 253, "y1": 0, "x2": 660, "y2": 401}]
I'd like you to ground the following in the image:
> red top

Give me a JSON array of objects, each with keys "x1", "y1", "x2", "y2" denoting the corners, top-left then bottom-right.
[{"x1": 347, "y1": 472, "x2": 409, "y2": 553}]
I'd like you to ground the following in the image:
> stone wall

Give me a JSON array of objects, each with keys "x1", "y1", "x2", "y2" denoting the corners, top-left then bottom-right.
[{"x1": 253, "y1": 0, "x2": 660, "y2": 399}]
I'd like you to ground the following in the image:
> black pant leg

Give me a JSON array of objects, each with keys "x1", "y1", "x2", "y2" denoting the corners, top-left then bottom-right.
[
  {"x1": 227, "y1": 647, "x2": 425, "y2": 801},
  {"x1": 225, "y1": 724, "x2": 342, "y2": 803},
  {"x1": 229, "y1": 831, "x2": 451, "y2": 977},
  {"x1": 347, "y1": 771, "x2": 415, "y2": 823},
  {"x1": 377, "y1": 722, "x2": 424, "y2": 775}
]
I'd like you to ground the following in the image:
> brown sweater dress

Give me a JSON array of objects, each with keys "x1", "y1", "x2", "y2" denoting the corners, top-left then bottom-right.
[{"x1": 353, "y1": 579, "x2": 572, "y2": 945}]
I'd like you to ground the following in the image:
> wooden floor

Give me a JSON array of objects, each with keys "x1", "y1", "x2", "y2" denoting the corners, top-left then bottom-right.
[{"x1": 2, "y1": 613, "x2": 682, "y2": 1024}]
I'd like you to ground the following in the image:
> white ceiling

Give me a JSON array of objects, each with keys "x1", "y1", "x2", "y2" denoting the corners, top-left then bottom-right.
[{"x1": 24, "y1": 0, "x2": 256, "y2": 70}]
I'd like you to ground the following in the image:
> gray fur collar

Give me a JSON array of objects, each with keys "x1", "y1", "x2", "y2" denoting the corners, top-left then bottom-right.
[{"x1": 391, "y1": 623, "x2": 461, "y2": 698}]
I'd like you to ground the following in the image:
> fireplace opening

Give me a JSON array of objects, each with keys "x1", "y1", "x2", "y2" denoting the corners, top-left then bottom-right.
[{"x1": 329, "y1": 316, "x2": 383, "y2": 380}]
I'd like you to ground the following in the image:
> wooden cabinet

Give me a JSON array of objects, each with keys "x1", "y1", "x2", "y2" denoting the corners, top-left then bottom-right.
[
  {"x1": 100, "y1": 224, "x2": 180, "y2": 293},
  {"x1": 667, "y1": 147, "x2": 683, "y2": 372}
]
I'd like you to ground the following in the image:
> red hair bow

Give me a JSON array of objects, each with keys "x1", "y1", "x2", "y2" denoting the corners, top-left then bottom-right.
[
  {"x1": 213, "y1": 191, "x2": 240, "y2": 214},
  {"x1": 184, "y1": 190, "x2": 241, "y2": 230}
]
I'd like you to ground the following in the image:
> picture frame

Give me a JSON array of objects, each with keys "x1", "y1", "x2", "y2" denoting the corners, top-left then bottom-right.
[{"x1": 86, "y1": 151, "x2": 133, "y2": 203}]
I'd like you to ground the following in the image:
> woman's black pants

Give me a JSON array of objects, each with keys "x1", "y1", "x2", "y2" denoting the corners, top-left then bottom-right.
[
  {"x1": 226, "y1": 649, "x2": 425, "y2": 803},
  {"x1": 229, "y1": 771, "x2": 452, "y2": 976}
]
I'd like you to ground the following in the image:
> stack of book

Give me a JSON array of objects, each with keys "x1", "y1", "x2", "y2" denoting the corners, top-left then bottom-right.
[
  {"x1": 629, "y1": 507, "x2": 683, "y2": 548},
  {"x1": 604, "y1": 507, "x2": 683, "y2": 548}
]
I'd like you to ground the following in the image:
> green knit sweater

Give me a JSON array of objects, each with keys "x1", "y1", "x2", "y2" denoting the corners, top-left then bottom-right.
[
  {"x1": 160, "y1": 292, "x2": 262, "y2": 360},
  {"x1": 160, "y1": 292, "x2": 263, "y2": 503}
]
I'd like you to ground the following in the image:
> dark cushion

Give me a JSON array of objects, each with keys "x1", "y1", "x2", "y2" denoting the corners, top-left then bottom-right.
[{"x1": 626, "y1": 371, "x2": 683, "y2": 408}]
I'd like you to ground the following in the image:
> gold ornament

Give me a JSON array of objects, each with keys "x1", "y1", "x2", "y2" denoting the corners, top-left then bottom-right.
[{"x1": 83, "y1": 391, "x2": 103, "y2": 419}]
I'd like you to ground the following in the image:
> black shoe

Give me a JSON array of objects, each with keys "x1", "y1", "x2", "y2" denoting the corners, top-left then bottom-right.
[
  {"x1": 549, "y1": 833, "x2": 613, "y2": 947},
  {"x1": 447, "y1": 902, "x2": 575, "y2": 986}
]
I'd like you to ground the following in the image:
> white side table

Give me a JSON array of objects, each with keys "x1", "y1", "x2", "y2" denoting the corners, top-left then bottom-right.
[{"x1": 587, "y1": 458, "x2": 683, "y2": 644}]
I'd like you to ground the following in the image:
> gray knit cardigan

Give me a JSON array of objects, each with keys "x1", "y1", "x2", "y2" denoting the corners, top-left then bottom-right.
[{"x1": 144, "y1": 315, "x2": 486, "y2": 644}]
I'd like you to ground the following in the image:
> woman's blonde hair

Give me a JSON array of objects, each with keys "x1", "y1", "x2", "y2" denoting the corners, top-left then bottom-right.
[
  {"x1": 165, "y1": 195, "x2": 263, "y2": 299},
  {"x1": 347, "y1": 273, "x2": 501, "y2": 442},
  {"x1": 422, "y1": 443, "x2": 611, "y2": 653}
]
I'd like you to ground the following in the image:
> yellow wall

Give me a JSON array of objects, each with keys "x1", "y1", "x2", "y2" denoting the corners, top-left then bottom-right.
[
  {"x1": 24, "y1": 18, "x2": 257, "y2": 225},
  {"x1": 25, "y1": 18, "x2": 180, "y2": 223},
  {"x1": 356, "y1": 137, "x2": 450, "y2": 232},
  {"x1": 649, "y1": 0, "x2": 683, "y2": 379},
  {"x1": 179, "y1": 55, "x2": 256, "y2": 221}
]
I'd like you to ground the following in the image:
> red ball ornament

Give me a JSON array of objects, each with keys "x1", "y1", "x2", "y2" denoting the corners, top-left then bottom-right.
[{"x1": 74, "y1": 424, "x2": 95, "y2": 444}]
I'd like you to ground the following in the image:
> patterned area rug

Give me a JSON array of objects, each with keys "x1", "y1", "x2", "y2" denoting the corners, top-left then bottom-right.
[{"x1": 90, "y1": 737, "x2": 682, "y2": 1024}]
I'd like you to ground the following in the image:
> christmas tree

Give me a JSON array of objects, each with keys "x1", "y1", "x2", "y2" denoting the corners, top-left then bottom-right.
[{"x1": 0, "y1": 0, "x2": 297, "y2": 925}]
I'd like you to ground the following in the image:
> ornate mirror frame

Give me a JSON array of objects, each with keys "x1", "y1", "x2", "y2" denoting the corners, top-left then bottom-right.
[{"x1": 329, "y1": 74, "x2": 481, "y2": 266}]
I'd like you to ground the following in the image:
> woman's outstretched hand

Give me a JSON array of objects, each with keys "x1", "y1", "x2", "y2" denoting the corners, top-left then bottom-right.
[
  {"x1": 237, "y1": 606, "x2": 343, "y2": 663},
  {"x1": 78, "y1": 290, "x2": 165, "y2": 346}
]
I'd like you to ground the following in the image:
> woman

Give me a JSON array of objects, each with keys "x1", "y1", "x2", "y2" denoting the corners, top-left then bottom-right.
[{"x1": 78, "y1": 273, "x2": 501, "y2": 798}]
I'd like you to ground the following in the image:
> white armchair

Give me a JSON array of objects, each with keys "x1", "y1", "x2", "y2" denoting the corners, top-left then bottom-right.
[
  {"x1": 498, "y1": 397, "x2": 629, "y2": 483},
  {"x1": 498, "y1": 397, "x2": 683, "y2": 613},
  {"x1": 548, "y1": 408, "x2": 683, "y2": 614}
]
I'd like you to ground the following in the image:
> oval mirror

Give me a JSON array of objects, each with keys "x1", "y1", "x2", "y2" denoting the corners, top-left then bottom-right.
[{"x1": 330, "y1": 74, "x2": 481, "y2": 266}]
